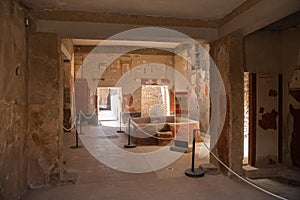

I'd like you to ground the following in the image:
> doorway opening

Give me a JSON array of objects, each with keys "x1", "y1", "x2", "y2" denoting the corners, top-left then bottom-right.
[
  {"x1": 244, "y1": 72, "x2": 250, "y2": 165},
  {"x1": 97, "y1": 87, "x2": 122, "y2": 124}
]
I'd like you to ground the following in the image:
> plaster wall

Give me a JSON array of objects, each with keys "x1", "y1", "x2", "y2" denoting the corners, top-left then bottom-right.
[
  {"x1": 74, "y1": 51, "x2": 174, "y2": 114},
  {"x1": 244, "y1": 31, "x2": 281, "y2": 73},
  {"x1": 174, "y1": 45, "x2": 210, "y2": 131},
  {"x1": 281, "y1": 27, "x2": 300, "y2": 167},
  {"x1": 255, "y1": 74, "x2": 279, "y2": 166},
  {"x1": 244, "y1": 27, "x2": 300, "y2": 167}
]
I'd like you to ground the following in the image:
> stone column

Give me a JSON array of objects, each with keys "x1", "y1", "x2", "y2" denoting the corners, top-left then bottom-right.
[
  {"x1": 27, "y1": 32, "x2": 63, "y2": 186},
  {"x1": 63, "y1": 60, "x2": 72, "y2": 129},
  {"x1": 0, "y1": 0, "x2": 29, "y2": 198},
  {"x1": 209, "y1": 35, "x2": 244, "y2": 175},
  {"x1": 61, "y1": 39, "x2": 74, "y2": 130}
]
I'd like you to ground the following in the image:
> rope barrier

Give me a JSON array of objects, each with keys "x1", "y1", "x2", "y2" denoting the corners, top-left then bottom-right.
[
  {"x1": 63, "y1": 121, "x2": 76, "y2": 132},
  {"x1": 202, "y1": 140, "x2": 287, "y2": 200},
  {"x1": 63, "y1": 87, "x2": 77, "y2": 132},
  {"x1": 79, "y1": 109, "x2": 96, "y2": 120},
  {"x1": 130, "y1": 120, "x2": 175, "y2": 140}
]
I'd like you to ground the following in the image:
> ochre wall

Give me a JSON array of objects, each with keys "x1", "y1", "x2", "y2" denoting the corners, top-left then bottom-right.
[
  {"x1": 27, "y1": 32, "x2": 63, "y2": 187},
  {"x1": 210, "y1": 35, "x2": 244, "y2": 175},
  {"x1": 0, "y1": 1, "x2": 65, "y2": 198},
  {"x1": 0, "y1": 0, "x2": 28, "y2": 199}
]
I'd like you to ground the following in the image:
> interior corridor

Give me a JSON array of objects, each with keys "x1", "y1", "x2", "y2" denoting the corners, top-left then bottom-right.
[
  {"x1": 1, "y1": 0, "x2": 300, "y2": 199},
  {"x1": 23, "y1": 124, "x2": 278, "y2": 200}
]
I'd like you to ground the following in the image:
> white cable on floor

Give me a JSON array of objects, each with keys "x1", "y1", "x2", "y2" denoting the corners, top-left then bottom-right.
[{"x1": 202, "y1": 142, "x2": 288, "y2": 200}]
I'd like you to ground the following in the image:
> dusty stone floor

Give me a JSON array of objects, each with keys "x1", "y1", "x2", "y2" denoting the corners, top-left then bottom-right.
[{"x1": 22, "y1": 123, "x2": 298, "y2": 200}]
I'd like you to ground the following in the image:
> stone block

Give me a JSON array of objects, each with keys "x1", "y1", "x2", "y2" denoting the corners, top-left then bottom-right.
[{"x1": 199, "y1": 163, "x2": 219, "y2": 175}]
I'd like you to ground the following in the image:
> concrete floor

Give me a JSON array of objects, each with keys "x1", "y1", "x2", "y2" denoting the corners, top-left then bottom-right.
[{"x1": 22, "y1": 124, "x2": 298, "y2": 200}]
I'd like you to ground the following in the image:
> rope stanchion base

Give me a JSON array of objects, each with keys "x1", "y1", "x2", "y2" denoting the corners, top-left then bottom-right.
[
  {"x1": 185, "y1": 168, "x2": 205, "y2": 177},
  {"x1": 185, "y1": 129, "x2": 205, "y2": 178},
  {"x1": 170, "y1": 146, "x2": 192, "y2": 153},
  {"x1": 124, "y1": 118, "x2": 136, "y2": 148},
  {"x1": 70, "y1": 130, "x2": 82, "y2": 149},
  {"x1": 124, "y1": 144, "x2": 136, "y2": 148},
  {"x1": 70, "y1": 145, "x2": 82, "y2": 149},
  {"x1": 117, "y1": 112, "x2": 125, "y2": 133}
]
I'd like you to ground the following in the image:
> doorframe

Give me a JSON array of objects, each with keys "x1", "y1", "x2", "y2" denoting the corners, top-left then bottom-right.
[
  {"x1": 248, "y1": 73, "x2": 256, "y2": 166},
  {"x1": 97, "y1": 87, "x2": 122, "y2": 121},
  {"x1": 278, "y1": 74, "x2": 283, "y2": 163}
]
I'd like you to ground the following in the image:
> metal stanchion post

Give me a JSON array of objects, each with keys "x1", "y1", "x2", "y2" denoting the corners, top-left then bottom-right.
[
  {"x1": 117, "y1": 110, "x2": 125, "y2": 133},
  {"x1": 124, "y1": 118, "x2": 136, "y2": 148},
  {"x1": 79, "y1": 112, "x2": 82, "y2": 134},
  {"x1": 71, "y1": 115, "x2": 82, "y2": 149},
  {"x1": 185, "y1": 129, "x2": 205, "y2": 177}
]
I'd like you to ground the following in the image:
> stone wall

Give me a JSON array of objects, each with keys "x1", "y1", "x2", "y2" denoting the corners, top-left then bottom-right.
[
  {"x1": 1, "y1": 1, "x2": 64, "y2": 198},
  {"x1": 210, "y1": 35, "x2": 244, "y2": 175},
  {"x1": 0, "y1": 0, "x2": 28, "y2": 199},
  {"x1": 0, "y1": 0, "x2": 63, "y2": 199},
  {"x1": 27, "y1": 32, "x2": 63, "y2": 187}
]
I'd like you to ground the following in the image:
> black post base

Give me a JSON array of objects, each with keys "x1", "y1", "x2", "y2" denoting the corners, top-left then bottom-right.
[
  {"x1": 124, "y1": 144, "x2": 137, "y2": 148},
  {"x1": 117, "y1": 130, "x2": 125, "y2": 133},
  {"x1": 70, "y1": 145, "x2": 82, "y2": 149},
  {"x1": 185, "y1": 168, "x2": 205, "y2": 177}
]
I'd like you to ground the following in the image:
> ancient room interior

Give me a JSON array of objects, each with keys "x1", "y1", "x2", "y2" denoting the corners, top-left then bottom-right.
[{"x1": 1, "y1": 0, "x2": 300, "y2": 199}]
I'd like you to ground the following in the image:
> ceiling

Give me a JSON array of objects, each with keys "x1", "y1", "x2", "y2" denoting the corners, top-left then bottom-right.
[
  {"x1": 21, "y1": 0, "x2": 247, "y2": 21},
  {"x1": 262, "y1": 11, "x2": 300, "y2": 31}
]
